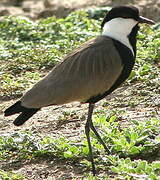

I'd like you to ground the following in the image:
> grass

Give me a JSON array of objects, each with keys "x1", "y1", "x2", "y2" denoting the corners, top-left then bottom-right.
[
  {"x1": 0, "y1": 115, "x2": 160, "y2": 179},
  {"x1": 0, "y1": 8, "x2": 160, "y2": 179},
  {"x1": 0, "y1": 11, "x2": 98, "y2": 99}
]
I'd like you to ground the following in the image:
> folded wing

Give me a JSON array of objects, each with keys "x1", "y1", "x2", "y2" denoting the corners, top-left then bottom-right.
[{"x1": 20, "y1": 36, "x2": 123, "y2": 108}]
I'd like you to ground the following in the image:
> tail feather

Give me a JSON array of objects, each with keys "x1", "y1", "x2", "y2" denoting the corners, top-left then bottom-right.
[
  {"x1": 4, "y1": 101, "x2": 40, "y2": 126},
  {"x1": 13, "y1": 109, "x2": 39, "y2": 126},
  {"x1": 4, "y1": 101, "x2": 26, "y2": 116}
]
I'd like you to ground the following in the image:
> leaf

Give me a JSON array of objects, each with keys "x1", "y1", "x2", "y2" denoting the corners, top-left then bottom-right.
[
  {"x1": 109, "y1": 115, "x2": 117, "y2": 123},
  {"x1": 129, "y1": 146, "x2": 140, "y2": 154},
  {"x1": 82, "y1": 147, "x2": 89, "y2": 155},
  {"x1": 63, "y1": 151, "x2": 73, "y2": 158},
  {"x1": 111, "y1": 166, "x2": 119, "y2": 173}
]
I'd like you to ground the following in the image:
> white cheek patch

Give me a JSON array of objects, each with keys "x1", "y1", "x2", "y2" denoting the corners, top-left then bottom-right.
[{"x1": 102, "y1": 18, "x2": 138, "y2": 57}]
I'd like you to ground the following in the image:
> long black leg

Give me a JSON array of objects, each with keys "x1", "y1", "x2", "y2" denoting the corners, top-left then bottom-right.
[
  {"x1": 85, "y1": 103, "x2": 96, "y2": 176},
  {"x1": 85, "y1": 103, "x2": 111, "y2": 175},
  {"x1": 90, "y1": 121, "x2": 110, "y2": 154}
]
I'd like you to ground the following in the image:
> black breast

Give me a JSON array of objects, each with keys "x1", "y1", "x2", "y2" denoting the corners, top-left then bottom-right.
[{"x1": 85, "y1": 38, "x2": 135, "y2": 104}]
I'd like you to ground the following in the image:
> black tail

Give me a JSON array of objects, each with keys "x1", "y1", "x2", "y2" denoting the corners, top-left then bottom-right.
[{"x1": 4, "y1": 101, "x2": 40, "y2": 126}]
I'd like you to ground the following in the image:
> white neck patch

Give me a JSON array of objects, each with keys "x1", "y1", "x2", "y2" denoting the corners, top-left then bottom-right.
[{"x1": 102, "y1": 18, "x2": 138, "y2": 56}]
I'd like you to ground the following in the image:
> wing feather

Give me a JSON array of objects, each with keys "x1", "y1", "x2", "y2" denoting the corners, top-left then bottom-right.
[{"x1": 21, "y1": 36, "x2": 123, "y2": 108}]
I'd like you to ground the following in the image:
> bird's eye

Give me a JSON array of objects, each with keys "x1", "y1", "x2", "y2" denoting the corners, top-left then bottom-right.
[{"x1": 121, "y1": 15, "x2": 129, "y2": 19}]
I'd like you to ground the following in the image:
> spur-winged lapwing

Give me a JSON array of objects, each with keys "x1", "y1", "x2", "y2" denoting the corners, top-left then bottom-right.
[{"x1": 4, "y1": 5, "x2": 155, "y2": 175}]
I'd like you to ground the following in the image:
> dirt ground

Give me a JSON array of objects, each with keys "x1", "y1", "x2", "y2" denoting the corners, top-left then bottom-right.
[
  {"x1": 0, "y1": 0, "x2": 160, "y2": 179},
  {"x1": 1, "y1": 84, "x2": 160, "y2": 179}
]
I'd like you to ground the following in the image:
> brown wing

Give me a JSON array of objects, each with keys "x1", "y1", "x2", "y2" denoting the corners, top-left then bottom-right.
[{"x1": 21, "y1": 36, "x2": 123, "y2": 108}]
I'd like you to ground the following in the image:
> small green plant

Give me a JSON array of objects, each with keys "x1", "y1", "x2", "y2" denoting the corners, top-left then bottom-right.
[
  {"x1": 110, "y1": 157, "x2": 160, "y2": 179},
  {"x1": 0, "y1": 115, "x2": 160, "y2": 178},
  {"x1": 0, "y1": 11, "x2": 100, "y2": 98},
  {"x1": 0, "y1": 169, "x2": 24, "y2": 180}
]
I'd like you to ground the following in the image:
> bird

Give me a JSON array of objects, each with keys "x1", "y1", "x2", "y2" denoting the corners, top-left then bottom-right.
[{"x1": 4, "y1": 5, "x2": 155, "y2": 175}]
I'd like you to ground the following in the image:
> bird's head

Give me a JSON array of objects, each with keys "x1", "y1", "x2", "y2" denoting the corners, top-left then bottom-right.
[{"x1": 101, "y1": 5, "x2": 155, "y2": 29}]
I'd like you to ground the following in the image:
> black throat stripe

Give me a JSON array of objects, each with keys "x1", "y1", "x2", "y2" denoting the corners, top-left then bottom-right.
[{"x1": 86, "y1": 38, "x2": 135, "y2": 104}]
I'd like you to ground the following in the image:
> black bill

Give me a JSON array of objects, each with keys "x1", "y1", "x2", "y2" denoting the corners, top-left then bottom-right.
[{"x1": 138, "y1": 16, "x2": 155, "y2": 25}]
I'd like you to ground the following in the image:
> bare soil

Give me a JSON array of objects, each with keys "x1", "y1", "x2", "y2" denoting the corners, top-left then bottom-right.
[{"x1": 1, "y1": 83, "x2": 160, "y2": 179}]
